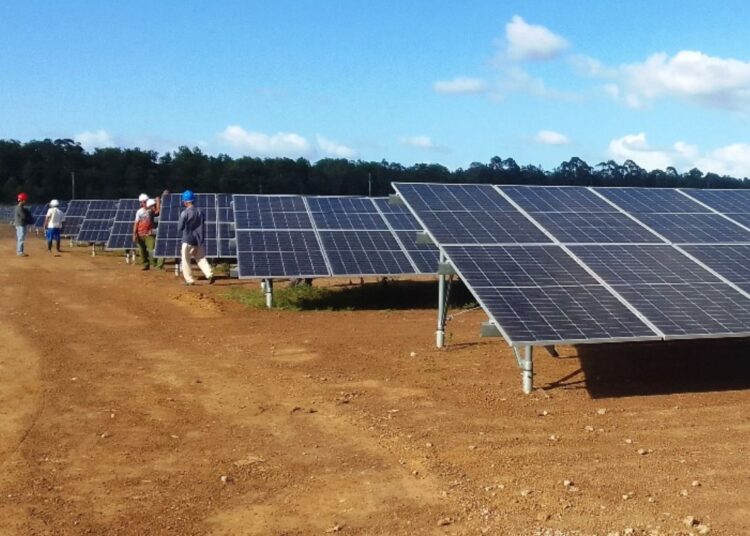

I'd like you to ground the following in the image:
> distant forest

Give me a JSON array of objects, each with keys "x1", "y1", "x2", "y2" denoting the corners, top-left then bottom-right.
[{"x1": 2, "y1": 138, "x2": 749, "y2": 202}]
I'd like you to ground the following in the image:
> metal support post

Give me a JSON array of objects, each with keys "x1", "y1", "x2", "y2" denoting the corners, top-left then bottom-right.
[
  {"x1": 513, "y1": 346, "x2": 534, "y2": 394},
  {"x1": 436, "y1": 252, "x2": 447, "y2": 348},
  {"x1": 264, "y1": 279, "x2": 274, "y2": 308},
  {"x1": 174, "y1": 260, "x2": 180, "y2": 276},
  {"x1": 91, "y1": 244, "x2": 96, "y2": 257}
]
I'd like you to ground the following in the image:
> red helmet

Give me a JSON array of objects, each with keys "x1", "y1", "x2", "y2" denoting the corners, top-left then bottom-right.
[{"x1": 17, "y1": 192, "x2": 28, "y2": 202}]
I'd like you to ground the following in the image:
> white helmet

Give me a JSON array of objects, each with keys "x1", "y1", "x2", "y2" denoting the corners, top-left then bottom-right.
[
  {"x1": 146, "y1": 198, "x2": 156, "y2": 208},
  {"x1": 50, "y1": 199, "x2": 59, "y2": 207},
  {"x1": 138, "y1": 193, "x2": 149, "y2": 202}
]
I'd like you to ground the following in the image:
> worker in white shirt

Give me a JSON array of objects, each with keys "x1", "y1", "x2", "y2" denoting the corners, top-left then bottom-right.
[{"x1": 43, "y1": 199, "x2": 65, "y2": 254}]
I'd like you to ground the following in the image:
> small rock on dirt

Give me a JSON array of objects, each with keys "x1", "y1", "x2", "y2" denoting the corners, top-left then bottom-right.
[
  {"x1": 683, "y1": 516, "x2": 697, "y2": 527},
  {"x1": 597, "y1": 408, "x2": 607, "y2": 415},
  {"x1": 437, "y1": 517, "x2": 452, "y2": 526}
]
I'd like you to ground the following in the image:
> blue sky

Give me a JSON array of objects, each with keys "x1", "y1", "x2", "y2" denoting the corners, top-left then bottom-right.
[{"x1": 2, "y1": 0, "x2": 750, "y2": 176}]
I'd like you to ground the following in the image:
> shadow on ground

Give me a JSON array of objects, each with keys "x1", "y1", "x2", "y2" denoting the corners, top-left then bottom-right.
[{"x1": 544, "y1": 338, "x2": 750, "y2": 398}]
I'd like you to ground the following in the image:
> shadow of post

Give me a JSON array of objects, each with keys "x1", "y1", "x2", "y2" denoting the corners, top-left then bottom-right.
[{"x1": 570, "y1": 338, "x2": 750, "y2": 398}]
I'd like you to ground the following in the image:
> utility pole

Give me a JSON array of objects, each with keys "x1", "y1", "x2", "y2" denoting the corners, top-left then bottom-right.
[
  {"x1": 71, "y1": 171, "x2": 76, "y2": 200},
  {"x1": 368, "y1": 172, "x2": 372, "y2": 197}
]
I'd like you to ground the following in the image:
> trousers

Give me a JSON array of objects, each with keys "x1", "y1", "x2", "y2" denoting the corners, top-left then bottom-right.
[
  {"x1": 181, "y1": 243, "x2": 213, "y2": 283},
  {"x1": 16, "y1": 226, "x2": 26, "y2": 255}
]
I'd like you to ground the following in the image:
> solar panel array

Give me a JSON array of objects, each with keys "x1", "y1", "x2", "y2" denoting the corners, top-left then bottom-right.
[
  {"x1": 77, "y1": 200, "x2": 118, "y2": 243},
  {"x1": 33, "y1": 201, "x2": 69, "y2": 228},
  {"x1": 61, "y1": 200, "x2": 92, "y2": 237},
  {"x1": 232, "y1": 195, "x2": 438, "y2": 278},
  {"x1": 105, "y1": 199, "x2": 140, "y2": 250},
  {"x1": 394, "y1": 183, "x2": 750, "y2": 346}
]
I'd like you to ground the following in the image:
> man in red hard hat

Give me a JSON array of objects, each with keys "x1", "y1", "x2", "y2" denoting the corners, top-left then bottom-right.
[{"x1": 14, "y1": 193, "x2": 34, "y2": 256}]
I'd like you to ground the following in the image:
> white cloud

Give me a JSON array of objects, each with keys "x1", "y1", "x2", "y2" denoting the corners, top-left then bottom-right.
[
  {"x1": 433, "y1": 77, "x2": 488, "y2": 95},
  {"x1": 607, "y1": 133, "x2": 750, "y2": 177},
  {"x1": 607, "y1": 133, "x2": 676, "y2": 170},
  {"x1": 535, "y1": 130, "x2": 570, "y2": 145},
  {"x1": 75, "y1": 129, "x2": 115, "y2": 150},
  {"x1": 592, "y1": 51, "x2": 750, "y2": 110},
  {"x1": 398, "y1": 135, "x2": 448, "y2": 153},
  {"x1": 504, "y1": 15, "x2": 569, "y2": 61},
  {"x1": 694, "y1": 143, "x2": 750, "y2": 178},
  {"x1": 218, "y1": 125, "x2": 311, "y2": 158},
  {"x1": 316, "y1": 135, "x2": 357, "y2": 159}
]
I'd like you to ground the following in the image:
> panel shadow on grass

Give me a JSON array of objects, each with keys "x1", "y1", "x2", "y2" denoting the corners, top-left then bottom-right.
[
  {"x1": 226, "y1": 279, "x2": 477, "y2": 311},
  {"x1": 568, "y1": 338, "x2": 750, "y2": 398}
]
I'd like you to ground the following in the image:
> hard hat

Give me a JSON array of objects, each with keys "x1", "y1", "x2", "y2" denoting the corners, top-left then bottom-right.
[
  {"x1": 181, "y1": 190, "x2": 195, "y2": 203},
  {"x1": 17, "y1": 192, "x2": 28, "y2": 202},
  {"x1": 138, "y1": 193, "x2": 149, "y2": 202},
  {"x1": 50, "y1": 199, "x2": 59, "y2": 207},
  {"x1": 146, "y1": 198, "x2": 156, "y2": 208}
]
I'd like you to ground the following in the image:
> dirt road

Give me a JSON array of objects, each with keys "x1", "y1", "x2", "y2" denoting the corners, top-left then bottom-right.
[{"x1": 1, "y1": 232, "x2": 749, "y2": 535}]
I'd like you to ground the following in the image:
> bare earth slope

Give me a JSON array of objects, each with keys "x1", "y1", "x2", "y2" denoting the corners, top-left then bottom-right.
[{"x1": 1, "y1": 232, "x2": 749, "y2": 535}]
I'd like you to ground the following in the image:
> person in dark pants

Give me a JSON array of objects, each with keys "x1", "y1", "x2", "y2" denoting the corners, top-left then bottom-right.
[
  {"x1": 132, "y1": 193, "x2": 154, "y2": 270},
  {"x1": 43, "y1": 199, "x2": 64, "y2": 254},
  {"x1": 14, "y1": 192, "x2": 33, "y2": 256}
]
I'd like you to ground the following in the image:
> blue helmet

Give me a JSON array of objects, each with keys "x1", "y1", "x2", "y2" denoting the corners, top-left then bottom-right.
[{"x1": 181, "y1": 190, "x2": 195, "y2": 203}]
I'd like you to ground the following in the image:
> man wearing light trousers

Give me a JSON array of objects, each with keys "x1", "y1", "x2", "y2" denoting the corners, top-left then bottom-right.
[{"x1": 177, "y1": 190, "x2": 214, "y2": 286}]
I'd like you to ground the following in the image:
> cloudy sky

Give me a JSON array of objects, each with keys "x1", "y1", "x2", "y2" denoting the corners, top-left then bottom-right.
[{"x1": 2, "y1": 0, "x2": 750, "y2": 177}]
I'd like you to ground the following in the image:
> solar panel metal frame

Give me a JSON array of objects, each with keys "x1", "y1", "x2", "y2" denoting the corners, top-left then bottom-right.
[
  {"x1": 76, "y1": 199, "x2": 118, "y2": 244},
  {"x1": 105, "y1": 199, "x2": 140, "y2": 250}
]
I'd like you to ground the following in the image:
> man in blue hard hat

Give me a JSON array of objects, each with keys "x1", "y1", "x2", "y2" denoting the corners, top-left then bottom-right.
[{"x1": 177, "y1": 190, "x2": 214, "y2": 285}]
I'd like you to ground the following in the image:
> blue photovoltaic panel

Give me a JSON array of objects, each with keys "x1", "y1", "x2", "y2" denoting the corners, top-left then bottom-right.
[
  {"x1": 154, "y1": 222, "x2": 181, "y2": 257},
  {"x1": 235, "y1": 230, "x2": 329, "y2": 278},
  {"x1": 77, "y1": 199, "x2": 118, "y2": 243},
  {"x1": 444, "y1": 245, "x2": 599, "y2": 287},
  {"x1": 105, "y1": 200, "x2": 139, "y2": 250},
  {"x1": 159, "y1": 194, "x2": 183, "y2": 221},
  {"x1": 34, "y1": 201, "x2": 69, "y2": 227},
  {"x1": 501, "y1": 186, "x2": 616, "y2": 213},
  {"x1": 570, "y1": 245, "x2": 720, "y2": 285},
  {"x1": 61, "y1": 216, "x2": 85, "y2": 237},
  {"x1": 530, "y1": 212, "x2": 663, "y2": 244},
  {"x1": 394, "y1": 231, "x2": 439, "y2": 273},
  {"x1": 597, "y1": 188, "x2": 709, "y2": 213},
  {"x1": 306, "y1": 197, "x2": 377, "y2": 213},
  {"x1": 635, "y1": 213, "x2": 750, "y2": 243},
  {"x1": 681, "y1": 189, "x2": 750, "y2": 213},
  {"x1": 217, "y1": 193, "x2": 233, "y2": 208},
  {"x1": 65, "y1": 200, "x2": 91, "y2": 218},
  {"x1": 681, "y1": 245, "x2": 750, "y2": 284},
  {"x1": 235, "y1": 210, "x2": 313, "y2": 230},
  {"x1": 613, "y1": 284, "x2": 750, "y2": 338},
  {"x1": 472, "y1": 285, "x2": 657, "y2": 345},
  {"x1": 320, "y1": 231, "x2": 414, "y2": 276},
  {"x1": 395, "y1": 183, "x2": 515, "y2": 212},
  {"x1": 719, "y1": 213, "x2": 750, "y2": 230},
  {"x1": 233, "y1": 195, "x2": 306, "y2": 213},
  {"x1": 311, "y1": 211, "x2": 388, "y2": 230},
  {"x1": 218, "y1": 222, "x2": 236, "y2": 257},
  {"x1": 418, "y1": 210, "x2": 551, "y2": 245}
]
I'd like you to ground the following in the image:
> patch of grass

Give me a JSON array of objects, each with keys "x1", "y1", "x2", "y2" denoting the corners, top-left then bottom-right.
[{"x1": 224, "y1": 284, "x2": 331, "y2": 311}]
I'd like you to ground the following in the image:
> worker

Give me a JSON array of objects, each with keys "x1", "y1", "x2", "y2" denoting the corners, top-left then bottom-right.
[
  {"x1": 177, "y1": 190, "x2": 214, "y2": 285},
  {"x1": 14, "y1": 192, "x2": 34, "y2": 256},
  {"x1": 43, "y1": 199, "x2": 65, "y2": 254}
]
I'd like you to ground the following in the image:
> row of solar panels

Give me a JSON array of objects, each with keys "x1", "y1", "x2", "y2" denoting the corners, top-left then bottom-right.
[
  {"x1": 151, "y1": 193, "x2": 439, "y2": 278},
  {"x1": 394, "y1": 184, "x2": 750, "y2": 347}
]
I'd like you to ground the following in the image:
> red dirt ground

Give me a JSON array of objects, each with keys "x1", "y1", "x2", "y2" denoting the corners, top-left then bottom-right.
[{"x1": 1, "y1": 229, "x2": 749, "y2": 535}]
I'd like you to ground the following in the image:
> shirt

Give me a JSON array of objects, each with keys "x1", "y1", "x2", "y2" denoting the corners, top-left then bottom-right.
[
  {"x1": 14, "y1": 204, "x2": 32, "y2": 226},
  {"x1": 45, "y1": 207, "x2": 64, "y2": 228},
  {"x1": 177, "y1": 205, "x2": 205, "y2": 246},
  {"x1": 134, "y1": 207, "x2": 154, "y2": 236}
]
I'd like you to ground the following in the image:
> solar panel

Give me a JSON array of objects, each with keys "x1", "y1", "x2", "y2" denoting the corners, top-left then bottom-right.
[
  {"x1": 154, "y1": 222, "x2": 181, "y2": 257},
  {"x1": 635, "y1": 213, "x2": 750, "y2": 243},
  {"x1": 106, "y1": 199, "x2": 139, "y2": 250},
  {"x1": 235, "y1": 230, "x2": 329, "y2": 278},
  {"x1": 529, "y1": 212, "x2": 663, "y2": 243},
  {"x1": 319, "y1": 230, "x2": 414, "y2": 275},
  {"x1": 679, "y1": 189, "x2": 750, "y2": 214},
  {"x1": 77, "y1": 200, "x2": 118, "y2": 243},
  {"x1": 34, "y1": 201, "x2": 69, "y2": 227},
  {"x1": 216, "y1": 194, "x2": 237, "y2": 258},
  {"x1": 681, "y1": 245, "x2": 750, "y2": 284},
  {"x1": 395, "y1": 183, "x2": 516, "y2": 212},
  {"x1": 500, "y1": 186, "x2": 616, "y2": 213},
  {"x1": 61, "y1": 200, "x2": 92, "y2": 237},
  {"x1": 372, "y1": 197, "x2": 439, "y2": 273},
  {"x1": 154, "y1": 193, "x2": 221, "y2": 258},
  {"x1": 597, "y1": 188, "x2": 710, "y2": 213}
]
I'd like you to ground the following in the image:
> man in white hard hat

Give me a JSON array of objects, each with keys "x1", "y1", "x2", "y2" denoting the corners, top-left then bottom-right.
[
  {"x1": 132, "y1": 193, "x2": 155, "y2": 270},
  {"x1": 43, "y1": 199, "x2": 65, "y2": 254}
]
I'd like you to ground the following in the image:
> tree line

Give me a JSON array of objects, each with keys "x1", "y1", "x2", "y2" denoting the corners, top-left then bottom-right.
[{"x1": 1, "y1": 138, "x2": 748, "y2": 203}]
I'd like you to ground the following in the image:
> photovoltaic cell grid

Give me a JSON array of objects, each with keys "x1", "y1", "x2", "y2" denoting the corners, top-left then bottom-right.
[
  {"x1": 61, "y1": 200, "x2": 91, "y2": 237},
  {"x1": 154, "y1": 193, "x2": 228, "y2": 258},
  {"x1": 77, "y1": 199, "x2": 118, "y2": 243},
  {"x1": 106, "y1": 199, "x2": 140, "y2": 250},
  {"x1": 372, "y1": 198, "x2": 439, "y2": 273},
  {"x1": 393, "y1": 183, "x2": 750, "y2": 346}
]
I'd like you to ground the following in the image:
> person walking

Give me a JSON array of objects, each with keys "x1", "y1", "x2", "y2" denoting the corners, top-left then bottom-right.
[
  {"x1": 177, "y1": 190, "x2": 214, "y2": 286},
  {"x1": 43, "y1": 199, "x2": 65, "y2": 254},
  {"x1": 132, "y1": 193, "x2": 154, "y2": 270},
  {"x1": 14, "y1": 192, "x2": 34, "y2": 256},
  {"x1": 150, "y1": 195, "x2": 165, "y2": 270}
]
